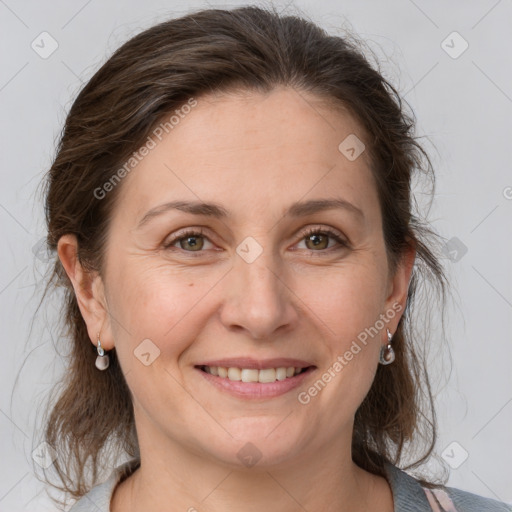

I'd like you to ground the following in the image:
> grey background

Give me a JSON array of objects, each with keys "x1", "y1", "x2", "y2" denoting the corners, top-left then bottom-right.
[{"x1": 1, "y1": 0, "x2": 511, "y2": 510}]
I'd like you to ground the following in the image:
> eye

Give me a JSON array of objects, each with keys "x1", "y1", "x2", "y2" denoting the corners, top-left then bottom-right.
[
  {"x1": 295, "y1": 227, "x2": 348, "y2": 253},
  {"x1": 163, "y1": 228, "x2": 214, "y2": 253}
]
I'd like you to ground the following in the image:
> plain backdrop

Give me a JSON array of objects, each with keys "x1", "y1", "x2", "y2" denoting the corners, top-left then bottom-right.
[{"x1": 1, "y1": 0, "x2": 511, "y2": 510}]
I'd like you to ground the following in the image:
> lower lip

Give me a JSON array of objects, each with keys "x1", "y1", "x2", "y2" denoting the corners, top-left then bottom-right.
[{"x1": 195, "y1": 366, "x2": 316, "y2": 399}]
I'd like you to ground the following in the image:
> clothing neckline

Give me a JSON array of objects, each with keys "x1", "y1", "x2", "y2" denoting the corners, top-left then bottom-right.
[{"x1": 79, "y1": 458, "x2": 434, "y2": 512}]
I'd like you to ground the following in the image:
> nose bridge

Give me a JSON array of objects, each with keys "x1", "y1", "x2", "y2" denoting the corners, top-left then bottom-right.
[
  {"x1": 236, "y1": 235, "x2": 284, "y2": 309},
  {"x1": 220, "y1": 234, "x2": 296, "y2": 339}
]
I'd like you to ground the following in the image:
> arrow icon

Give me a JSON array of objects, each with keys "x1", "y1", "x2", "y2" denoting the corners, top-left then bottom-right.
[
  {"x1": 338, "y1": 134, "x2": 365, "y2": 161},
  {"x1": 441, "y1": 31, "x2": 468, "y2": 59},
  {"x1": 134, "y1": 339, "x2": 161, "y2": 365},
  {"x1": 236, "y1": 237, "x2": 263, "y2": 263},
  {"x1": 237, "y1": 441, "x2": 263, "y2": 467},
  {"x1": 441, "y1": 441, "x2": 468, "y2": 469},
  {"x1": 31, "y1": 31, "x2": 59, "y2": 59},
  {"x1": 32, "y1": 442, "x2": 57, "y2": 468}
]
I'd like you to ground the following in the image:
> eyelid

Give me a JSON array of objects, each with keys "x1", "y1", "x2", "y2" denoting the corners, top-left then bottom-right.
[{"x1": 299, "y1": 225, "x2": 348, "y2": 243}]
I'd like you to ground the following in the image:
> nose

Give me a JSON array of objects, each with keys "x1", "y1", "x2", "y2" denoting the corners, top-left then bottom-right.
[{"x1": 219, "y1": 242, "x2": 299, "y2": 340}]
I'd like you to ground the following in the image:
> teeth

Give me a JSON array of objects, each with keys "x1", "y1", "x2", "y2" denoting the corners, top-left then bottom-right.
[
  {"x1": 227, "y1": 367, "x2": 241, "y2": 381},
  {"x1": 241, "y1": 369, "x2": 259, "y2": 382},
  {"x1": 258, "y1": 368, "x2": 277, "y2": 383},
  {"x1": 276, "y1": 367, "x2": 287, "y2": 381},
  {"x1": 203, "y1": 365, "x2": 305, "y2": 383}
]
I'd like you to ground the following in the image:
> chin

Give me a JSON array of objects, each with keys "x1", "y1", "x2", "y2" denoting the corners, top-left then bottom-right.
[{"x1": 207, "y1": 420, "x2": 304, "y2": 469}]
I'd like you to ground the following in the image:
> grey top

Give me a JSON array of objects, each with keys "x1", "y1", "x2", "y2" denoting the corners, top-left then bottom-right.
[{"x1": 69, "y1": 459, "x2": 511, "y2": 512}]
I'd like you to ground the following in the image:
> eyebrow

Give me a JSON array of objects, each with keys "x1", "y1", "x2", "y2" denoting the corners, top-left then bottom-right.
[{"x1": 137, "y1": 197, "x2": 364, "y2": 228}]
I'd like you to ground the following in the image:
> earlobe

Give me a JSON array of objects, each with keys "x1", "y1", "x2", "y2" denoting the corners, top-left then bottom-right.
[{"x1": 57, "y1": 234, "x2": 113, "y2": 349}]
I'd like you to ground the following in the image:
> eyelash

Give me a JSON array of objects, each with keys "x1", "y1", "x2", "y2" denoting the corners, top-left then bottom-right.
[{"x1": 162, "y1": 226, "x2": 349, "y2": 256}]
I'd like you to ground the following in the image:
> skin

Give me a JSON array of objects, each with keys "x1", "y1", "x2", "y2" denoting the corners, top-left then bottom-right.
[{"x1": 58, "y1": 86, "x2": 415, "y2": 512}]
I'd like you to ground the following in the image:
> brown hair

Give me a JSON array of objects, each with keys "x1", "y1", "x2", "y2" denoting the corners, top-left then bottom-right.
[{"x1": 39, "y1": 3, "x2": 449, "y2": 504}]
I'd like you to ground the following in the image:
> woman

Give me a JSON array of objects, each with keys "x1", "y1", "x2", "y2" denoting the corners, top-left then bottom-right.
[{"x1": 39, "y1": 5, "x2": 511, "y2": 511}]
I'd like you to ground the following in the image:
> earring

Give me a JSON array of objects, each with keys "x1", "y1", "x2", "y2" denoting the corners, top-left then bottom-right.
[
  {"x1": 95, "y1": 333, "x2": 110, "y2": 370},
  {"x1": 379, "y1": 328, "x2": 395, "y2": 365}
]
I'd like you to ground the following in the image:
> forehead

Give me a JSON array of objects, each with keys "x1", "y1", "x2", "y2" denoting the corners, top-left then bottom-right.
[{"x1": 114, "y1": 86, "x2": 379, "y2": 224}]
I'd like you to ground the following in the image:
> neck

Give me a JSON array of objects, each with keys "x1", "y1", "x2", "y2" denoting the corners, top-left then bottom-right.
[{"x1": 112, "y1": 414, "x2": 391, "y2": 512}]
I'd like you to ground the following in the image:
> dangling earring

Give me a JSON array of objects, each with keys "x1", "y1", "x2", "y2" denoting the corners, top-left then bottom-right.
[
  {"x1": 379, "y1": 328, "x2": 395, "y2": 365},
  {"x1": 95, "y1": 333, "x2": 110, "y2": 370}
]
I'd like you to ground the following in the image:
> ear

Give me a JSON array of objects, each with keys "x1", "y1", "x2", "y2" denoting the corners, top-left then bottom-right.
[
  {"x1": 383, "y1": 242, "x2": 416, "y2": 333},
  {"x1": 57, "y1": 234, "x2": 114, "y2": 350}
]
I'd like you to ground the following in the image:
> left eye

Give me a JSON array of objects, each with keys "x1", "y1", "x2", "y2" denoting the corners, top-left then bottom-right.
[
  {"x1": 163, "y1": 227, "x2": 347, "y2": 254},
  {"x1": 296, "y1": 228, "x2": 347, "y2": 252}
]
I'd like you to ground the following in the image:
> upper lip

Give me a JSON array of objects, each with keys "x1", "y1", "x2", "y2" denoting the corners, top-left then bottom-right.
[{"x1": 195, "y1": 357, "x2": 315, "y2": 370}]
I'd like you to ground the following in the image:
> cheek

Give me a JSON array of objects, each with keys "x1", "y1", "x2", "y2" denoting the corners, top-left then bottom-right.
[
  {"x1": 106, "y1": 266, "x2": 211, "y2": 410},
  {"x1": 106, "y1": 259, "x2": 222, "y2": 357},
  {"x1": 297, "y1": 261, "x2": 387, "y2": 339},
  {"x1": 298, "y1": 264, "x2": 386, "y2": 424}
]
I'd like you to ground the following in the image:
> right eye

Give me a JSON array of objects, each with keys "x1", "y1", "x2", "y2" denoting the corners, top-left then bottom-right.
[{"x1": 163, "y1": 228, "x2": 215, "y2": 253}]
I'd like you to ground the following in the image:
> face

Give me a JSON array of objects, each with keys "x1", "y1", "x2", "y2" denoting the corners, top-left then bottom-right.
[{"x1": 80, "y1": 86, "x2": 411, "y2": 469}]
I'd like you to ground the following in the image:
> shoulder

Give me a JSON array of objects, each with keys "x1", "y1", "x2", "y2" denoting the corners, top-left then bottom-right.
[
  {"x1": 442, "y1": 485, "x2": 512, "y2": 512},
  {"x1": 383, "y1": 462, "x2": 512, "y2": 512},
  {"x1": 68, "y1": 459, "x2": 140, "y2": 512}
]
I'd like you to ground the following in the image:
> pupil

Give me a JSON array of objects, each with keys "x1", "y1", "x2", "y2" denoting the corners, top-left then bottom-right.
[
  {"x1": 182, "y1": 236, "x2": 202, "y2": 250},
  {"x1": 309, "y1": 234, "x2": 325, "y2": 248}
]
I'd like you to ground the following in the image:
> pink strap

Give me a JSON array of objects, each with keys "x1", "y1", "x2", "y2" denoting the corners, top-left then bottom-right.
[
  {"x1": 424, "y1": 488, "x2": 442, "y2": 511},
  {"x1": 423, "y1": 488, "x2": 459, "y2": 512}
]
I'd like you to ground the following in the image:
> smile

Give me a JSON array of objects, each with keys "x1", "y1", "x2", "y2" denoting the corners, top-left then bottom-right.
[
  {"x1": 194, "y1": 364, "x2": 316, "y2": 399},
  {"x1": 199, "y1": 365, "x2": 308, "y2": 383}
]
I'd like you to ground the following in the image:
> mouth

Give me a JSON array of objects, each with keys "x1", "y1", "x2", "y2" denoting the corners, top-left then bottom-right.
[
  {"x1": 193, "y1": 359, "x2": 316, "y2": 399},
  {"x1": 196, "y1": 364, "x2": 312, "y2": 383}
]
